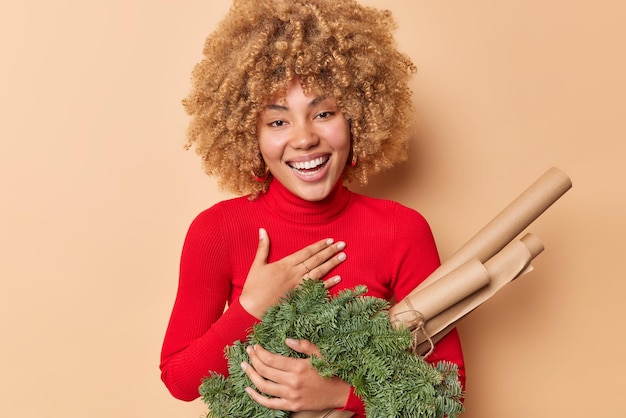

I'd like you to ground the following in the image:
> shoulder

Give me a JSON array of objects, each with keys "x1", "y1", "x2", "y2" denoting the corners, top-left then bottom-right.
[
  {"x1": 186, "y1": 195, "x2": 255, "y2": 235},
  {"x1": 350, "y1": 192, "x2": 431, "y2": 229},
  {"x1": 348, "y1": 192, "x2": 436, "y2": 249}
]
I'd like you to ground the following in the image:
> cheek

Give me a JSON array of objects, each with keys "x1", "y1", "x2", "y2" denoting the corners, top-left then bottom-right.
[
  {"x1": 326, "y1": 124, "x2": 351, "y2": 153},
  {"x1": 258, "y1": 135, "x2": 284, "y2": 162}
]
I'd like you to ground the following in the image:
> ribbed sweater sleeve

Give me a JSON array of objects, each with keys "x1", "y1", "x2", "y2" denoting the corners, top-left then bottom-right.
[
  {"x1": 159, "y1": 206, "x2": 259, "y2": 401},
  {"x1": 390, "y1": 204, "x2": 466, "y2": 388},
  {"x1": 389, "y1": 203, "x2": 441, "y2": 303}
]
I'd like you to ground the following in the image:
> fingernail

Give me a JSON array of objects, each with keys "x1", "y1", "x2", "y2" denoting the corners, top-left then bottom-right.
[
  {"x1": 259, "y1": 228, "x2": 266, "y2": 240},
  {"x1": 246, "y1": 345, "x2": 253, "y2": 354},
  {"x1": 285, "y1": 338, "x2": 298, "y2": 346},
  {"x1": 326, "y1": 238, "x2": 334, "y2": 245},
  {"x1": 241, "y1": 362, "x2": 247, "y2": 371},
  {"x1": 333, "y1": 276, "x2": 341, "y2": 283},
  {"x1": 336, "y1": 241, "x2": 346, "y2": 250},
  {"x1": 338, "y1": 252, "x2": 346, "y2": 261}
]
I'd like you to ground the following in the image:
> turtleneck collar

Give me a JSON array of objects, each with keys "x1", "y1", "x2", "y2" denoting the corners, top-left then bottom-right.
[{"x1": 258, "y1": 178, "x2": 352, "y2": 225}]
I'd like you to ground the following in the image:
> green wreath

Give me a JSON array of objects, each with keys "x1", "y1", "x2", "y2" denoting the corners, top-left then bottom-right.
[{"x1": 200, "y1": 279, "x2": 464, "y2": 417}]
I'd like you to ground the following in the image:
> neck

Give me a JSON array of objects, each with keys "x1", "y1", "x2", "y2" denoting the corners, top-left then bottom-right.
[{"x1": 258, "y1": 179, "x2": 352, "y2": 224}]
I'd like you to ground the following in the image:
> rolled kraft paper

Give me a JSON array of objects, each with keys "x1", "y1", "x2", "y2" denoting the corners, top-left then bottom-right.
[
  {"x1": 417, "y1": 167, "x2": 571, "y2": 291},
  {"x1": 412, "y1": 233, "x2": 544, "y2": 353},
  {"x1": 390, "y1": 258, "x2": 490, "y2": 327}
]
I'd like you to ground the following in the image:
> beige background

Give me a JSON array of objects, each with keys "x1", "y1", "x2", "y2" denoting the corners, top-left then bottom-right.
[{"x1": 1, "y1": 1, "x2": 624, "y2": 417}]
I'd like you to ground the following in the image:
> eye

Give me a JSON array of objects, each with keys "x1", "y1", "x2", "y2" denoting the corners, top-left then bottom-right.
[
  {"x1": 269, "y1": 120, "x2": 286, "y2": 127},
  {"x1": 316, "y1": 111, "x2": 335, "y2": 119}
]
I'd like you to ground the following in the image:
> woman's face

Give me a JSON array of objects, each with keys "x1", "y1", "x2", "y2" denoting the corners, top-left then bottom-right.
[{"x1": 256, "y1": 79, "x2": 351, "y2": 202}]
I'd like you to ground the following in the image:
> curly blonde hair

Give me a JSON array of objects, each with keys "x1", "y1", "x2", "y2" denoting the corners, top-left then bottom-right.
[{"x1": 183, "y1": 0, "x2": 417, "y2": 196}]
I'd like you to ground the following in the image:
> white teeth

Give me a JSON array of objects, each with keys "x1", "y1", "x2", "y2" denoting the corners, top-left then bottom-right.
[{"x1": 291, "y1": 157, "x2": 326, "y2": 170}]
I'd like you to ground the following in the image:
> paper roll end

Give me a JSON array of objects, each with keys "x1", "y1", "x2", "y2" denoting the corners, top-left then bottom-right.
[
  {"x1": 520, "y1": 233, "x2": 544, "y2": 258},
  {"x1": 546, "y1": 166, "x2": 573, "y2": 191}
]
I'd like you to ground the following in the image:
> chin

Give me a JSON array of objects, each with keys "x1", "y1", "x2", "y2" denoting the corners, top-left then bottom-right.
[{"x1": 295, "y1": 184, "x2": 334, "y2": 202}]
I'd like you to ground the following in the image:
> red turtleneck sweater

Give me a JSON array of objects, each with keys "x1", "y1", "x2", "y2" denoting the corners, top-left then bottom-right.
[{"x1": 160, "y1": 180, "x2": 465, "y2": 415}]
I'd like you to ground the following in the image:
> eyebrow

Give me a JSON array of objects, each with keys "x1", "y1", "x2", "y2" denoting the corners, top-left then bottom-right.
[{"x1": 265, "y1": 96, "x2": 328, "y2": 111}]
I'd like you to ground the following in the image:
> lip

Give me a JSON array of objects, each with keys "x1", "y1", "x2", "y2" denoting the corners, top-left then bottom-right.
[
  {"x1": 286, "y1": 152, "x2": 330, "y2": 164},
  {"x1": 286, "y1": 154, "x2": 332, "y2": 182}
]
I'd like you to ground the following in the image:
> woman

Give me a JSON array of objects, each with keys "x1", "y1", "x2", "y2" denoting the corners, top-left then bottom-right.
[{"x1": 160, "y1": 0, "x2": 465, "y2": 415}]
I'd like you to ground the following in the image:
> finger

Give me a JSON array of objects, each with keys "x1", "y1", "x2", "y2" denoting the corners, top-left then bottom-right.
[
  {"x1": 308, "y1": 241, "x2": 346, "y2": 268},
  {"x1": 248, "y1": 344, "x2": 301, "y2": 376},
  {"x1": 322, "y1": 275, "x2": 341, "y2": 289},
  {"x1": 285, "y1": 338, "x2": 322, "y2": 358},
  {"x1": 241, "y1": 361, "x2": 295, "y2": 408},
  {"x1": 306, "y1": 241, "x2": 346, "y2": 268},
  {"x1": 241, "y1": 360, "x2": 282, "y2": 395},
  {"x1": 306, "y1": 244, "x2": 347, "y2": 280},
  {"x1": 251, "y1": 228, "x2": 270, "y2": 266},
  {"x1": 246, "y1": 345, "x2": 289, "y2": 386},
  {"x1": 283, "y1": 238, "x2": 336, "y2": 266},
  {"x1": 244, "y1": 386, "x2": 290, "y2": 411}
]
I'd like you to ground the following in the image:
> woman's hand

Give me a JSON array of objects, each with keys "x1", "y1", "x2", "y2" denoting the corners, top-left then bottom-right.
[
  {"x1": 241, "y1": 339, "x2": 351, "y2": 412},
  {"x1": 240, "y1": 228, "x2": 346, "y2": 318}
]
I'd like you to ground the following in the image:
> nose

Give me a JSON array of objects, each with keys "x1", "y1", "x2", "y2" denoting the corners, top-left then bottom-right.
[{"x1": 290, "y1": 121, "x2": 320, "y2": 150}]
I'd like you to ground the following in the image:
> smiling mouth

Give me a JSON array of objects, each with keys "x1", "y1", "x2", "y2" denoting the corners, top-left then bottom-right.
[{"x1": 287, "y1": 156, "x2": 330, "y2": 175}]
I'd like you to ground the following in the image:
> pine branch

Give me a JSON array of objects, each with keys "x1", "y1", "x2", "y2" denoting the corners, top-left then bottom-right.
[{"x1": 200, "y1": 279, "x2": 464, "y2": 417}]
